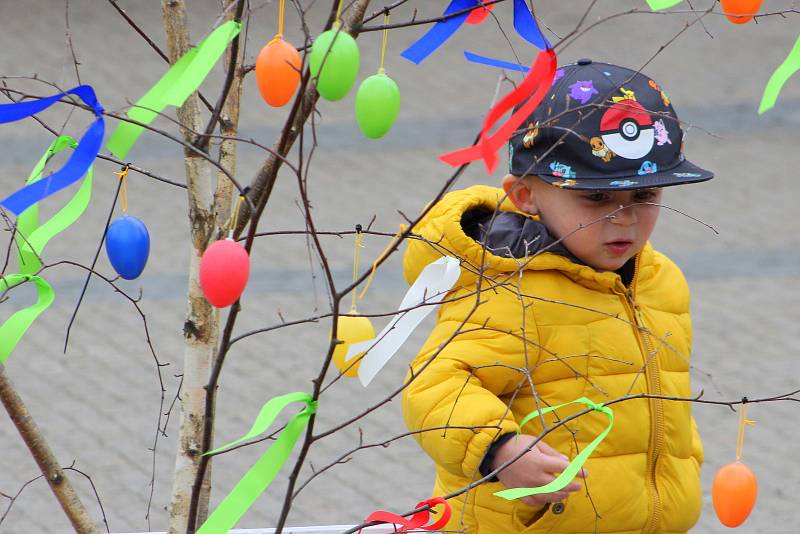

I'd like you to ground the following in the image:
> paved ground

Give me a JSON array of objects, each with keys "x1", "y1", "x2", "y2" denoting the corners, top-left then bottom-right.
[{"x1": 1, "y1": 1, "x2": 799, "y2": 533}]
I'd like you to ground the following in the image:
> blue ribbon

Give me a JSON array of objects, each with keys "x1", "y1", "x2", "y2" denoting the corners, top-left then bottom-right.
[
  {"x1": 400, "y1": 0, "x2": 477, "y2": 64},
  {"x1": 402, "y1": 0, "x2": 550, "y2": 65},
  {"x1": 513, "y1": 0, "x2": 550, "y2": 49},
  {"x1": 462, "y1": 0, "x2": 550, "y2": 72},
  {"x1": 0, "y1": 85, "x2": 104, "y2": 216},
  {"x1": 464, "y1": 51, "x2": 530, "y2": 72}
]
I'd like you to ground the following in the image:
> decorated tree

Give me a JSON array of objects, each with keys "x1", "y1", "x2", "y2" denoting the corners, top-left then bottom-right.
[{"x1": 2, "y1": 1, "x2": 799, "y2": 533}]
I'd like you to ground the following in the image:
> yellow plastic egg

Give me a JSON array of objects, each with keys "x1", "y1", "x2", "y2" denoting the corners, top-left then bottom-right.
[{"x1": 331, "y1": 314, "x2": 375, "y2": 377}]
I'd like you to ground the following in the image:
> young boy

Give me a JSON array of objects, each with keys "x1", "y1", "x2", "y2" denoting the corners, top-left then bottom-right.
[{"x1": 402, "y1": 59, "x2": 711, "y2": 533}]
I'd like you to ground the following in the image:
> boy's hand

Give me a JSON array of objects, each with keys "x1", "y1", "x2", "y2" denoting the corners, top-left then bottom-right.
[{"x1": 491, "y1": 435, "x2": 587, "y2": 508}]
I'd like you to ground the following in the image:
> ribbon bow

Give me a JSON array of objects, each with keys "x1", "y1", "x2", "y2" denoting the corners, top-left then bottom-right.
[{"x1": 363, "y1": 497, "x2": 452, "y2": 532}]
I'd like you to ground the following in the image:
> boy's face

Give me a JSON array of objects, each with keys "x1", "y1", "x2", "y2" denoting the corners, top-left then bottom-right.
[{"x1": 504, "y1": 176, "x2": 662, "y2": 272}]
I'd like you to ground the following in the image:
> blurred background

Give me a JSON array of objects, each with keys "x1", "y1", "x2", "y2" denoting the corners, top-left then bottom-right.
[{"x1": 1, "y1": 1, "x2": 799, "y2": 532}]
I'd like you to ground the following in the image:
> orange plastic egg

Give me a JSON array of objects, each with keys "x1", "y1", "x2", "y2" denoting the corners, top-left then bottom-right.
[
  {"x1": 255, "y1": 37, "x2": 301, "y2": 107},
  {"x1": 712, "y1": 462, "x2": 758, "y2": 527},
  {"x1": 720, "y1": 0, "x2": 764, "y2": 24}
]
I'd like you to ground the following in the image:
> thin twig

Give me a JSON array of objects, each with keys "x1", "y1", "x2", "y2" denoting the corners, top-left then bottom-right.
[
  {"x1": 63, "y1": 173, "x2": 124, "y2": 353},
  {"x1": 105, "y1": 0, "x2": 216, "y2": 113}
]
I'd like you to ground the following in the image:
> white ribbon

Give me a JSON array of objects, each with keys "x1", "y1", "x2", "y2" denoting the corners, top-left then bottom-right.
[{"x1": 346, "y1": 256, "x2": 461, "y2": 386}]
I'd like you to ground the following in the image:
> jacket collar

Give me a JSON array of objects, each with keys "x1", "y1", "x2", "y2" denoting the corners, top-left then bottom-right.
[{"x1": 404, "y1": 185, "x2": 656, "y2": 292}]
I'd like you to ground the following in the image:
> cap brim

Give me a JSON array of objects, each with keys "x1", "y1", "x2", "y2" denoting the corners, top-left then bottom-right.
[{"x1": 536, "y1": 158, "x2": 713, "y2": 190}]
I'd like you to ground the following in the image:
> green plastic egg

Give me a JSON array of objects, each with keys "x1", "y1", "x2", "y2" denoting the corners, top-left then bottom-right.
[
  {"x1": 309, "y1": 28, "x2": 360, "y2": 101},
  {"x1": 355, "y1": 73, "x2": 401, "y2": 139}
]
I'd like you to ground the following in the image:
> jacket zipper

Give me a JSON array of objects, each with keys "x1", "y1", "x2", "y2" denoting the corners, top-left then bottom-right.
[{"x1": 619, "y1": 260, "x2": 664, "y2": 534}]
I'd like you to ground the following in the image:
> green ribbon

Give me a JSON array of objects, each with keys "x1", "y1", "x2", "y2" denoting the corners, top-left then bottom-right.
[
  {"x1": 17, "y1": 136, "x2": 94, "y2": 274},
  {"x1": 0, "y1": 275, "x2": 55, "y2": 364},
  {"x1": 494, "y1": 397, "x2": 614, "y2": 500},
  {"x1": 759, "y1": 34, "x2": 800, "y2": 114},
  {"x1": 197, "y1": 392, "x2": 317, "y2": 534},
  {"x1": 16, "y1": 136, "x2": 78, "y2": 253},
  {"x1": 1, "y1": 135, "x2": 93, "y2": 363},
  {"x1": 646, "y1": 0, "x2": 683, "y2": 10},
  {"x1": 106, "y1": 20, "x2": 242, "y2": 160}
]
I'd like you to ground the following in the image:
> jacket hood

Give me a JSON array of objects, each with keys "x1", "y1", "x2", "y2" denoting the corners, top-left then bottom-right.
[{"x1": 403, "y1": 185, "x2": 656, "y2": 291}]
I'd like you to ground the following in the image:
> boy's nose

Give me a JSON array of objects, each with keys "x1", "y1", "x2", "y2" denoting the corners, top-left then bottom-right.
[{"x1": 611, "y1": 204, "x2": 638, "y2": 225}]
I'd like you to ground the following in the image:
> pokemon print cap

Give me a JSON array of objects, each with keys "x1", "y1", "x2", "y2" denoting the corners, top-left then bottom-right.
[{"x1": 508, "y1": 58, "x2": 713, "y2": 190}]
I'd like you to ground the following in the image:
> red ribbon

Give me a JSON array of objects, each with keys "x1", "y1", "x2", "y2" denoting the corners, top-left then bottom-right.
[
  {"x1": 465, "y1": 1, "x2": 495, "y2": 24},
  {"x1": 439, "y1": 48, "x2": 557, "y2": 173},
  {"x1": 362, "y1": 497, "x2": 451, "y2": 532}
]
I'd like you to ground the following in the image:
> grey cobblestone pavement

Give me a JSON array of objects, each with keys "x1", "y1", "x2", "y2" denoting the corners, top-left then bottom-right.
[{"x1": 1, "y1": 1, "x2": 799, "y2": 533}]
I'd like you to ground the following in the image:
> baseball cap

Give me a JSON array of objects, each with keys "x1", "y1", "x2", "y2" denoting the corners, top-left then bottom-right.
[{"x1": 508, "y1": 58, "x2": 713, "y2": 190}]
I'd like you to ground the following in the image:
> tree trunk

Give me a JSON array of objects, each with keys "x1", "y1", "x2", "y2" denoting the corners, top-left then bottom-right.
[
  {"x1": 163, "y1": 1, "x2": 221, "y2": 532},
  {"x1": 213, "y1": 0, "x2": 243, "y2": 241},
  {"x1": 0, "y1": 364, "x2": 99, "y2": 534}
]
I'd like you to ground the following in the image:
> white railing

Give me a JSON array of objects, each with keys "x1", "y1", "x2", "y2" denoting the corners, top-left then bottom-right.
[{"x1": 116, "y1": 526, "x2": 402, "y2": 534}]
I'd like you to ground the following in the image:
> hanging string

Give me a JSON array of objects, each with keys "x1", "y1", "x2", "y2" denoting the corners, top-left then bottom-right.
[
  {"x1": 359, "y1": 225, "x2": 404, "y2": 300},
  {"x1": 351, "y1": 225, "x2": 365, "y2": 312},
  {"x1": 335, "y1": 0, "x2": 344, "y2": 27},
  {"x1": 229, "y1": 194, "x2": 245, "y2": 239},
  {"x1": 277, "y1": 0, "x2": 285, "y2": 39},
  {"x1": 113, "y1": 164, "x2": 130, "y2": 213},
  {"x1": 735, "y1": 399, "x2": 756, "y2": 462},
  {"x1": 379, "y1": 11, "x2": 390, "y2": 74}
]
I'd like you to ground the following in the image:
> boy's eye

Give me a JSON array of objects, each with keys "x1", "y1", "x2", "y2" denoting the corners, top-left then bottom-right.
[
  {"x1": 584, "y1": 192, "x2": 611, "y2": 202},
  {"x1": 633, "y1": 190, "x2": 660, "y2": 202}
]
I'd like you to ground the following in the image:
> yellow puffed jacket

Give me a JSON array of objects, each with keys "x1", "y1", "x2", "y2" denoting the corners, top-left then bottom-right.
[{"x1": 402, "y1": 186, "x2": 703, "y2": 534}]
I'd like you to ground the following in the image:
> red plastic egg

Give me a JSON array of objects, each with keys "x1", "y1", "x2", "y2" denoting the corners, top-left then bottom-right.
[
  {"x1": 199, "y1": 239, "x2": 250, "y2": 308},
  {"x1": 720, "y1": 0, "x2": 764, "y2": 24},
  {"x1": 255, "y1": 37, "x2": 301, "y2": 107},
  {"x1": 712, "y1": 461, "x2": 758, "y2": 527}
]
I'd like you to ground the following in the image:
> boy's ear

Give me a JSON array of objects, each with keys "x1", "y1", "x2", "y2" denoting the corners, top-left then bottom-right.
[{"x1": 501, "y1": 174, "x2": 539, "y2": 215}]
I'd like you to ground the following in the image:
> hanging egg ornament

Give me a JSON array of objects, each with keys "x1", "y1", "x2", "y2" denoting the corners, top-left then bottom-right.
[
  {"x1": 309, "y1": 27, "x2": 360, "y2": 101},
  {"x1": 720, "y1": 0, "x2": 764, "y2": 24},
  {"x1": 355, "y1": 72, "x2": 401, "y2": 139},
  {"x1": 712, "y1": 461, "x2": 758, "y2": 527},
  {"x1": 255, "y1": 37, "x2": 301, "y2": 107},
  {"x1": 105, "y1": 214, "x2": 150, "y2": 280},
  {"x1": 199, "y1": 238, "x2": 250, "y2": 308},
  {"x1": 331, "y1": 314, "x2": 375, "y2": 377}
]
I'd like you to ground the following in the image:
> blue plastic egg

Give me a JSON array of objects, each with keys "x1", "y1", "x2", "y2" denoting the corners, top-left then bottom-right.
[{"x1": 105, "y1": 214, "x2": 150, "y2": 280}]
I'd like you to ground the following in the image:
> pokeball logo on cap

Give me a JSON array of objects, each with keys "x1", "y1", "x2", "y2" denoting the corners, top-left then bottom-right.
[{"x1": 599, "y1": 100, "x2": 655, "y2": 160}]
